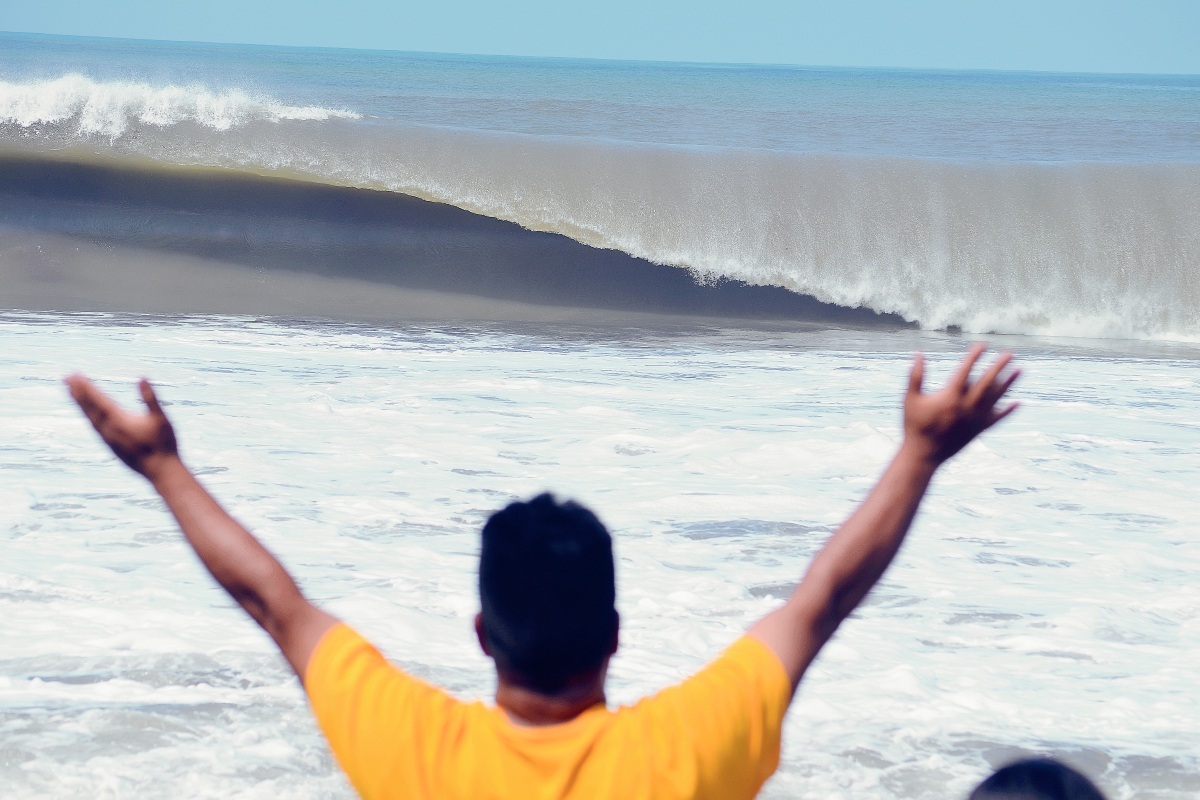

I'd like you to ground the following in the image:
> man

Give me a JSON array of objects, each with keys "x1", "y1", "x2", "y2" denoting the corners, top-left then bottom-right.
[
  {"x1": 971, "y1": 760, "x2": 1106, "y2": 800},
  {"x1": 66, "y1": 343, "x2": 1019, "y2": 800}
]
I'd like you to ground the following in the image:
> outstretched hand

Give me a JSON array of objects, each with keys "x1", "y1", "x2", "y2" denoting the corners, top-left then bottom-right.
[
  {"x1": 65, "y1": 375, "x2": 179, "y2": 479},
  {"x1": 903, "y1": 343, "x2": 1020, "y2": 467},
  {"x1": 64, "y1": 374, "x2": 336, "y2": 676}
]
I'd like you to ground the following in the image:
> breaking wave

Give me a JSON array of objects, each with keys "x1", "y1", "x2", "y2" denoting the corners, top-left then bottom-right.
[
  {"x1": 2, "y1": 76, "x2": 1198, "y2": 339},
  {"x1": 0, "y1": 74, "x2": 360, "y2": 139}
]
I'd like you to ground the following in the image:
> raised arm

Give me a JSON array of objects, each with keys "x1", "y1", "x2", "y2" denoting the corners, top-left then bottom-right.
[
  {"x1": 65, "y1": 375, "x2": 338, "y2": 679},
  {"x1": 748, "y1": 343, "x2": 1020, "y2": 691}
]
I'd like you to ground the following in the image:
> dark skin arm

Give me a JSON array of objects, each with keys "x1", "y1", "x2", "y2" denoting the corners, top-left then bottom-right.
[
  {"x1": 748, "y1": 343, "x2": 1020, "y2": 692},
  {"x1": 66, "y1": 343, "x2": 1017, "y2": 692},
  {"x1": 65, "y1": 376, "x2": 338, "y2": 679}
]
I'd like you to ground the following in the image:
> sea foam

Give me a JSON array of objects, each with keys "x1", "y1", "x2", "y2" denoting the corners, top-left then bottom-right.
[
  {"x1": 2, "y1": 313, "x2": 1199, "y2": 798},
  {"x1": 0, "y1": 74, "x2": 360, "y2": 139}
]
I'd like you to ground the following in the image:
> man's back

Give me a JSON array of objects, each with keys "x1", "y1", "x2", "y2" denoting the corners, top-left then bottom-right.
[{"x1": 308, "y1": 624, "x2": 791, "y2": 800}]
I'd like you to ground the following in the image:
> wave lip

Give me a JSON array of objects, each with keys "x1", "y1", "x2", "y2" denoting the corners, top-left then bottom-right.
[{"x1": 0, "y1": 74, "x2": 361, "y2": 139}]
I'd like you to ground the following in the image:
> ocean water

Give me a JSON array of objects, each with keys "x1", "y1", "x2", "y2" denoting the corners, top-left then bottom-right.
[
  {"x1": 2, "y1": 33, "x2": 1200, "y2": 337},
  {"x1": 2, "y1": 31, "x2": 1200, "y2": 800},
  {"x1": 2, "y1": 314, "x2": 1200, "y2": 799}
]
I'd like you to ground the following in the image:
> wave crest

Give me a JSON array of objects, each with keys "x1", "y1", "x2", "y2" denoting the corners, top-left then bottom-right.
[{"x1": 0, "y1": 74, "x2": 360, "y2": 138}]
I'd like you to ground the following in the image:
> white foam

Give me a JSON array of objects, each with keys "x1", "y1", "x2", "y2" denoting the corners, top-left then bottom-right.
[
  {"x1": 0, "y1": 74, "x2": 360, "y2": 139},
  {"x1": 2, "y1": 313, "x2": 1198, "y2": 798}
]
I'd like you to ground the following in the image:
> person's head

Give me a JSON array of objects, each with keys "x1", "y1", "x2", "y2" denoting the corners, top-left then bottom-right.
[
  {"x1": 971, "y1": 759, "x2": 1107, "y2": 800},
  {"x1": 476, "y1": 493, "x2": 619, "y2": 694}
]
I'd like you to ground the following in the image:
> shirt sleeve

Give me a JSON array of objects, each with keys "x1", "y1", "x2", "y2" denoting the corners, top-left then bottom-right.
[
  {"x1": 304, "y1": 623, "x2": 467, "y2": 800},
  {"x1": 625, "y1": 635, "x2": 792, "y2": 800}
]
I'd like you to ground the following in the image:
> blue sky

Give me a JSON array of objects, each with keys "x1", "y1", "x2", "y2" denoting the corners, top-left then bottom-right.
[{"x1": 2, "y1": 0, "x2": 1198, "y2": 74}]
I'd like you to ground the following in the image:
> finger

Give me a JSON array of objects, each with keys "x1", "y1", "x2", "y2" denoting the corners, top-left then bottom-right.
[
  {"x1": 976, "y1": 351, "x2": 1014, "y2": 391},
  {"x1": 64, "y1": 374, "x2": 122, "y2": 429},
  {"x1": 950, "y1": 343, "x2": 987, "y2": 392},
  {"x1": 968, "y1": 352, "x2": 1014, "y2": 404},
  {"x1": 985, "y1": 401, "x2": 1020, "y2": 427},
  {"x1": 994, "y1": 367, "x2": 1021, "y2": 398},
  {"x1": 979, "y1": 366, "x2": 1022, "y2": 408},
  {"x1": 908, "y1": 354, "x2": 925, "y2": 396},
  {"x1": 140, "y1": 379, "x2": 165, "y2": 418}
]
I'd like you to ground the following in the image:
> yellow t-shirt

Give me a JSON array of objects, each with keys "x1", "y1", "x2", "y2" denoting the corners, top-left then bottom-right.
[{"x1": 305, "y1": 623, "x2": 792, "y2": 800}]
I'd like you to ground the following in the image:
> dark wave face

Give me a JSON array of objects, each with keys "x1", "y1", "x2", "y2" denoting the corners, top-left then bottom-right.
[
  {"x1": 2, "y1": 33, "x2": 1199, "y2": 337},
  {"x1": 0, "y1": 153, "x2": 905, "y2": 326}
]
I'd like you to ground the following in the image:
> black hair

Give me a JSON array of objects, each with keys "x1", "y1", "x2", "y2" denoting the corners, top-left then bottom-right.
[
  {"x1": 479, "y1": 493, "x2": 618, "y2": 693},
  {"x1": 971, "y1": 759, "x2": 1107, "y2": 800}
]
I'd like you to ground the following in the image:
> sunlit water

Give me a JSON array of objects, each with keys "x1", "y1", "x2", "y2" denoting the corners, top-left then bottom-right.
[{"x1": 2, "y1": 313, "x2": 1200, "y2": 799}]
